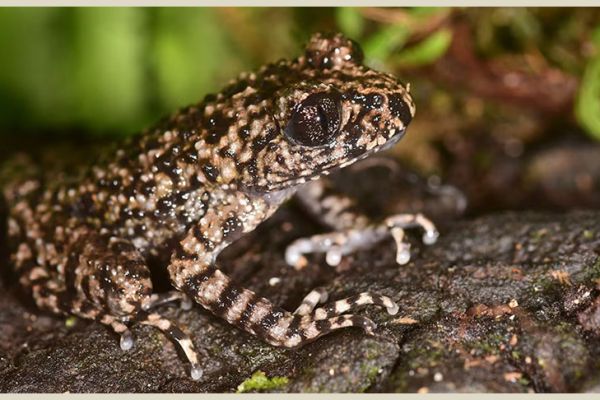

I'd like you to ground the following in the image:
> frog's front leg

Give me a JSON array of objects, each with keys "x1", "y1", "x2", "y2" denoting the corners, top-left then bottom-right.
[
  {"x1": 169, "y1": 250, "x2": 397, "y2": 351},
  {"x1": 167, "y1": 193, "x2": 399, "y2": 368},
  {"x1": 286, "y1": 179, "x2": 439, "y2": 269}
]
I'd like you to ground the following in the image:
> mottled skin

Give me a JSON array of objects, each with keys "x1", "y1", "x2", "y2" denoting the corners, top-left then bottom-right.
[{"x1": 3, "y1": 33, "x2": 437, "y2": 380}]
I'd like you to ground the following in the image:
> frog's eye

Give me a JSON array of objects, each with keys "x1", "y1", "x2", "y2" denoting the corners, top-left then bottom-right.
[{"x1": 285, "y1": 92, "x2": 342, "y2": 147}]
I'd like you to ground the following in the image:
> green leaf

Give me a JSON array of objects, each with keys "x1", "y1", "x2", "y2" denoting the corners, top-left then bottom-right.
[
  {"x1": 0, "y1": 9, "x2": 71, "y2": 129},
  {"x1": 576, "y1": 54, "x2": 600, "y2": 140},
  {"x1": 336, "y1": 7, "x2": 364, "y2": 39},
  {"x1": 393, "y1": 28, "x2": 452, "y2": 67},
  {"x1": 363, "y1": 24, "x2": 410, "y2": 65},
  {"x1": 592, "y1": 24, "x2": 600, "y2": 47},
  {"x1": 408, "y1": 7, "x2": 448, "y2": 17},
  {"x1": 72, "y1": 8, "x2": 146, "y2": 134},
  {"x1": 152, "y1": 9, "x2": 241, "y2": 113}
]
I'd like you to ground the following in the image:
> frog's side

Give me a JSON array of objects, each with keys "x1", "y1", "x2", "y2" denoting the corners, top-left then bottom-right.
[{"x1": 3, "y1": 33, "x2": 437, "y2": 380}]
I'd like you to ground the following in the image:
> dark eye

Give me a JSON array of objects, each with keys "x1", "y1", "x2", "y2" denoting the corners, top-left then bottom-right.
[{"x1": 285, "y1": 92, "x2": 342, "y2": 147}]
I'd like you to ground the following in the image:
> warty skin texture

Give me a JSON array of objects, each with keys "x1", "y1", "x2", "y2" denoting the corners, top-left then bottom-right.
[{"x1": 3, "y1": 33, "x2": 425, "y2": 380}]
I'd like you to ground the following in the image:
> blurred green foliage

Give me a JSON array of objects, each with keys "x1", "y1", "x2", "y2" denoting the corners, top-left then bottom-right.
[
  {"x1": 576, "y1": 24, "x2": 600, "y2": 140},
  {"x1": 335, "y1": 7, "x2": 452, "y2": 70},
  {"x1": 0, "y1": 7, "x2": 599, "y2": 142},
  {"x1": 393, "y1": 29, "x2": 452, "y2": 67},
  {"x1": 0, "y1": 8, "x2": 253, "y2": 135}
]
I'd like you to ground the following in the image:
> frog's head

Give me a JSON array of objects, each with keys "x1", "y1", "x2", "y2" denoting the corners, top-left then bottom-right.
[
  {"x1": 235, "y1": 32, "x2": 415, "y2": 193},
  {"x1": 191, "y1": 33, "x2": 415, "y2": 193}
]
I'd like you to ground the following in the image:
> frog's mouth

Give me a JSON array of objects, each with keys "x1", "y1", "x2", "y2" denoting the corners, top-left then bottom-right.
[{"x1": 336, "y1": 127, "x2": 405, "y2": 169}]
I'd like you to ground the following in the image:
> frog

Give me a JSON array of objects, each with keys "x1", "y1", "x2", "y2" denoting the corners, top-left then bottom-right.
[{"x1": 2, "y1": 32, "x2": 438, "y2": 381}]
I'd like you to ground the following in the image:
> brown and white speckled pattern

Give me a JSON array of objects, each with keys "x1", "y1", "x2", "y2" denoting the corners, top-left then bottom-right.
[{"x1": 2, "y1": 33, "x2": 418, "y2": 380}]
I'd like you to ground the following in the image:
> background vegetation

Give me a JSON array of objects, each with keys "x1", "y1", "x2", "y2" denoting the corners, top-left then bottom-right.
[
  {"x1": 0, "y1": 8, "x2": 598, "y2": 136},
  {"x1": 0, "y1": 7, "x2": 599, "y2": 212}
]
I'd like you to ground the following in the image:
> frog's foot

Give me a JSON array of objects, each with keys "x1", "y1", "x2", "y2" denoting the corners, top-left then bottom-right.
[
  {"x1": 86, "y1": 299, "x2": 201, "y2": 380},
  {"x1": 97, "y1": 309, "x2": 202, "y2": 381},
  {"x1": 278, "y1": 290, "x2": 399, "y2": 347},
  {"x1": 68, "y1": 300, "x2": 136, "y2": 351},
  {"x1": 141, "y1": 291, "x2": 193, "y2": 311},
  {"x1": 294, "y1": 287, "x2": 329, "y2": 315},
  {"x1": 294, "y1": 288, "x2": 399, "y2": 317},
  {"x1": 285, "y1": 213, "x2": 438, "y2": 269},
  {"x1": 137, "y1": 311, "x2": 203, "y2": 381},
  {"x1": 385, "y1": 213, "x2": 439, "y2": 265}
]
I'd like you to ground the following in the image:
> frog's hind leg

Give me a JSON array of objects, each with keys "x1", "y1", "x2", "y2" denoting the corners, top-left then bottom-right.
[
  {"x1": 63, "y1": 229, "x2": 203, "y2": 378},
  {"x1": 167, "y1": 193, "x2": 400, "y2": 369}
]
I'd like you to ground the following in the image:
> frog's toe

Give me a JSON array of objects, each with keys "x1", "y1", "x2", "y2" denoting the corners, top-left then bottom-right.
[
  {"x1": 385, "y1": 213, "x2": 439, "y2": 265},
  {"x1": 389, "y1": 226, "x2": 411, "y2": 265},
  {"x1": 284, "y1": 227, "x2": 389, "y2": 269},
  {"x1": 138, "y1": 311, "x2": 202, "y2": 381},
  {"x1": 95, "y1": 312, "x2": 137, "y2": 351},
  {"x1": 295, "y1": 314, "x2": 379, "y2": 344},
  {"x1": 310, "y1": 291, "x2": 399, "y2": 320},
  {"x1": 119, "y1": 329, "x2": 134, "y2": 351},
  {"x1": 422, "y1": 229, "x2": 440, "y2": 245},
  {"x1": 385, "y1": 213, "x2": 439, "y2": 247},
  {"x1": 294, "y1": 287, "x2": 329, "y2": 315},
  {"x1": 285, "y1": 214, "x2": 438, "y2": 269},
  {"x1": 269, "y1": 290, "x2": 396, "y2": 347},
  {"x1": 190, "y1": 364, "x2": 203, "y2": 381}
]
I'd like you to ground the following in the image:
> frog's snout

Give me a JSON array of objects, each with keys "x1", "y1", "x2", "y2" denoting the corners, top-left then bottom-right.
[{"x1": 386, "y1": 92, "x2": 415, "y2": 129}]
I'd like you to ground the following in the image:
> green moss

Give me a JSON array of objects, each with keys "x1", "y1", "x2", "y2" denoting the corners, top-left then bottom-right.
[
  {"x1": 65, "y1": 316, "x2": 77, "y2": 328},
  {"x1": 466, "y1": 332, "x2": 506, "y2": 356},
  {"x1": 405, "y1": 340, "x2": 446, "y2": 370},
  {"x1": 364, "y1": 341, "x2": 382, "y2": 360},
  {"x1": 517, "y1": 376, "x2": 530, "y2": 387},
  {"x1": 358, "y1": 365, "x2": 381, "y2": 393},
  {"x1": 530, "y1": 274, "x2": 558, "y2": 295},
  {"x1": 530, "y1": 228, "x2": 548, "y2": 242},
  {"x1": 583, "y1": 229, "x2": 595, "y2": 240},
  {"x1": 366, "y1": 366, "x2": 380, "y2": 381},
  {"x1": 587, "y1": 259, "x2": 600, "y2": 280},
  {"x1": 236, "y1": 370, "x2": 289, "y2": 393},
  {"x1": 572, "y1": 257, "x2": 600, "y2": 284}
]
